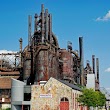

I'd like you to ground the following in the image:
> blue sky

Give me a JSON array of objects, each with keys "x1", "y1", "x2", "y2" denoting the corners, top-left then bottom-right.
[{"x1": 0, "y1": 0, "x2": 110, "y2": 90}]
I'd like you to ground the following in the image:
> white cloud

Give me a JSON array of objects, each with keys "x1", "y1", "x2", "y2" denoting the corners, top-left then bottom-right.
[
  {"x1": 0, "y1": 50, "x2": 17, "y2": 54},
  {"x1": 105, "y1": 67, "x2": 110, "y2": 72},
  {"x1": 96, "y1": 10, "x2": 110, "y2": 21}
]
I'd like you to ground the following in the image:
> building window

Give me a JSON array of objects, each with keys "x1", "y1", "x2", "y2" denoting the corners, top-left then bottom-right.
[
  {"x1": 23, "y1": 105, "x2": 30, "y2": 110},
  {"x1": 24, "y1": 93, "x2": 31, "y2": 101},
  {"x1": 61, "y1": 97, "x2": 69, "y2": 101}
]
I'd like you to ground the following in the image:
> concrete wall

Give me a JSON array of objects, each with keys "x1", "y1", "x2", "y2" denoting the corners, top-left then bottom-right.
[{"x1": 86, "y1": 74, "x2": 95, "y2": 90}]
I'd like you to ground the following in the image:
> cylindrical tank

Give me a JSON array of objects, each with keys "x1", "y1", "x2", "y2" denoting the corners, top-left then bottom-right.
[
  {"x1": 35, "y1": 50, "x2": 49, "y2": 81},
  {"x1": 35, "y1": 48, "x2": 59, "y2": 82},
  {"x1": 11, "y1": 78, "x2": 26, "y2": 102},
  {"x1": 23, "y1": 59, "x2": 31, "y2": 80},
  {"x1": 49, "y1": 55, "x2": 59, "y2": 78},
  {"x1": 60, "y1": 49, "x2": 73, "y2": 79},
  {"x1": 22, "y1": 46, "x2": 31, "y2": 80},
  {"x1": 11, "y1": 78, "x2": 26, "y2": 110}
]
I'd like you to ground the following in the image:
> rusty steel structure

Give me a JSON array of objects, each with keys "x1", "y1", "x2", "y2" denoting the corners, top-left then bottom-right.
[
  {"x1": 19, "y1": 4, "x2": 85, "y2": 86},
  {"x1": 15, "y1": 4, "x2": 99, "y2": 87},
  {"x1": 0, "y1": 5, "x2": 100, "y2": 105},
  {"x1": 0, "y1": 5, "x2": 101, "y2": 107}
]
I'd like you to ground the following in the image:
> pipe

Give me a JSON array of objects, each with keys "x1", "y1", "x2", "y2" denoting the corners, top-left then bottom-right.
[
  {"x1": 19, "y1": 38, "x2": 22, "y2": 67},
  {"x1": 96, "y1": 58, "x2": 99, "y2": 81},
  {"x1": 34, "y1": 13, "x2": 38, "y2": 32},
  {"x1": 92, "y1": 55, "x2": 95, "y2": 74},
  {"x1": 45, "y1": 9, "x2": 49, "y2": 40},
  {"x1": 41, "y1": 4, "x2": 45, "y2": 43},
  {"x1": 30, "y1": 45, "x2": 34, "y2": 84},
  {"x1": 28, "y1": 15, "x2": 32, "y2": 47},
  {"x1": 19, "y1": 38, "x2": 22, "y2": 52},
  {"x1": 52, "y1": 32, "x2": 59, "y2": 48},
  {"x1": 79, "y1": 37, "x2": 84, "y2": 86}
]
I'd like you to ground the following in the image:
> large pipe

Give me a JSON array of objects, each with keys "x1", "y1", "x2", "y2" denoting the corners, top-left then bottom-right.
[
  {"x1": 28, "y1": 15, "x2": 32, "y2": 47},
  {"x1": 34, "y1": 13, "x2": 38, "y2": 32},
  {"x1": 19, "y1": 38, "x2": 22, "y2": 52},
  {"x1": 41, "y1": 4, "x2": 45, "y2": 43},
  {"x1": 96, "y1": 58, "x2": 99, "y2": 81},
  {"x1": 30, "y1": 45, "x2": 34, "y2": 84},
  {"x1": 92, "y1": 55, "x2": 95, "y2": 74},
  {"x1": 19, "y1": 38, "x2": 22, "y2": 67},
  {"x1": 49, "y1": 14, "x2": 52, "y2": 43},
  {"x1": 45, "y1": 9, "x2": 49, "y2": 40},
  {"x1": 52, "y1": 33, "x2": 59, "y2": 48},
  {"x1": 79, "y1": 37, "x2": 84, "y2": 86}
]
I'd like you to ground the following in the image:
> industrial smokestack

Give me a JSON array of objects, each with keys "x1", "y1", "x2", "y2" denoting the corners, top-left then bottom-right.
[
  {"x1": 96, "y1": 58, "x2": 99, "y2": 81},
  {"x1": 92, "y1": 55, "x2": 95, "y2": 74},
  {"x1": 41, "y1": 4, "x2": 45, "y2": 43},
  {"x1": 19, "y1": 38, "x2": 22, "y2": 52},
  {"x1": 34, "y1": 13, "x2": 38, "y2": 32},
  {"x1": 28, "y1": 15, "x2": 32, "y2": 48},
  {"x1": 49, "y1": 14, "x2": 52, "y2": 43},
  {"x1": 45, "y1": 9, "x2": 49, "y2": 40},
  {"x1": 19, "y1": 38, "x2": 22, "y2": 67},
  {"x1": 79, "y1": 37, "x2": 84, "y2": 86}
]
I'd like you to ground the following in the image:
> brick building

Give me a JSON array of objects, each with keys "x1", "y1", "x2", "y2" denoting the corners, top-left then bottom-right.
[{"x1": 0, "y1": 59, "x2": 20, "y2": 109}]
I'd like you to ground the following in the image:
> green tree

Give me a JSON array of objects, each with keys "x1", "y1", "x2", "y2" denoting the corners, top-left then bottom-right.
[
  {"x1": 77, "y1": 88, "x2": 106, "y2": 109},
  {"x1": 95, "y1": 91, "x2": 106, "y2": 108},
  {"x1": 5, "y1": 108, "x2": 11, "y2": 110}
]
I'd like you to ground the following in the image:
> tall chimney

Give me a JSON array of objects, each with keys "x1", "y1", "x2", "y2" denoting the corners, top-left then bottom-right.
[
  {"x1": 45, "y1": 9, "x2": 49, "y2": 40},
  {"x1": 28, "y1": 15, "x2": 32, "y2": 48},
  {"x1": 92, "y1": 55, "x2": 95, "y2": 74},
  {"x1": 41, "y1": 4, "x2": 45, "y2": 43},
  {"x1": 34, "y1": 13, "x2": 38, "y2": 32},
  {"x1": 79, "y1": 37, "x2": 84, "y2": 86},
  {"x1": 19, "y1": 38, "x2": 22, "y2": 67},
  {"x1": 96, "y1": 58, "x2": 99, "y2": 81}
]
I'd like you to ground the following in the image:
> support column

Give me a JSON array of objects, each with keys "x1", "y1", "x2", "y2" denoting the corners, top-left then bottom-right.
[{"x1": 41, "y1": 4, "x2": 45, "y2": 43}]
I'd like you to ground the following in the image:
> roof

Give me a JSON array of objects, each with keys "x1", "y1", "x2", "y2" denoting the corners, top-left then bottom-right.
[
  {"x1": 0, "y1": 76, "x2": 19, "y2": 89},
  {"x1": 0, "y1": 71, "x2": 20, "y2": 75},
  {"x1": 58, "y1": 79, "x2": 82, "y2": 91}
]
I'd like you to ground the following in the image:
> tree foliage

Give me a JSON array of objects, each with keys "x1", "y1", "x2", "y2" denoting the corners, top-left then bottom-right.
[
  {"x1": 77, "y1": 88, "x2": 106, "y2": 108},
  {"x1": 5, "y1": 108, "x2": 11, "y2": 110}
]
